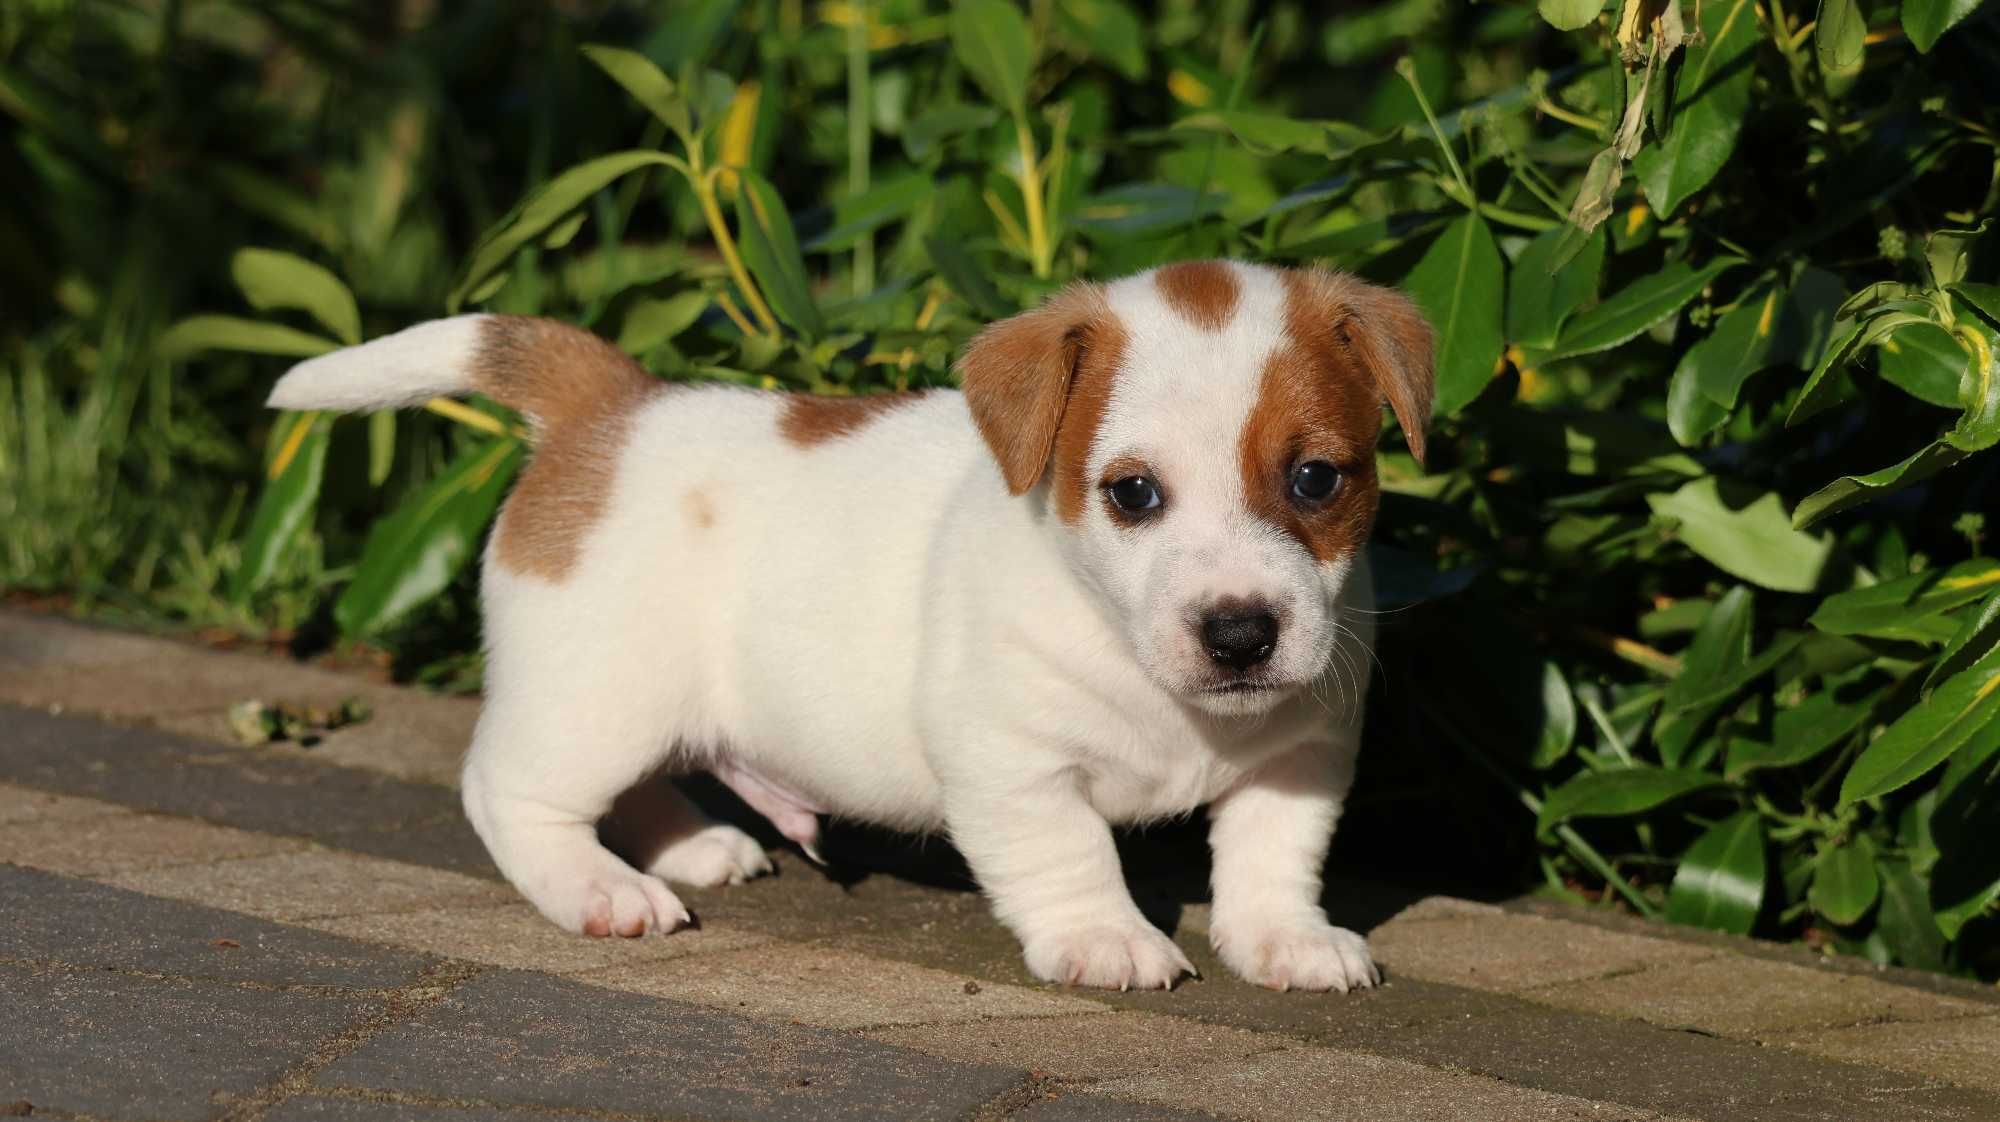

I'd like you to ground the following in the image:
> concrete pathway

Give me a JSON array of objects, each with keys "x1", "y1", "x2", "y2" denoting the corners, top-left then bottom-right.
[{"x1": 3, "y1": 609, "x2": 1997, "y2": 1121}]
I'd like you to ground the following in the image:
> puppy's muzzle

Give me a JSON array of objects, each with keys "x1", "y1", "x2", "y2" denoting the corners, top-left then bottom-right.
[{"x1": 1199, "y1": 603, "x2": 1279, "y2": 672}]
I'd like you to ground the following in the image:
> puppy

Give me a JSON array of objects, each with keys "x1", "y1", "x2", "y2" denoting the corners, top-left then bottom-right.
[{"x1": 268, "y1": 260, "x2": 1433, "y2": 991}]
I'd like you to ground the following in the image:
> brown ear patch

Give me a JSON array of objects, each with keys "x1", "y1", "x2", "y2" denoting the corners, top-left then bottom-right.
[
  {"x1": 475, "y1": 317, "x2": 661, "y2": 582},
  {"x1": 779, "y1": 391, "x2": 929, "y2": 447},
  {"x1": 1155, "y1": 260, "x2": 1241, "y2": 331},
  {"x1": 1277, "y1": 269, "x2": 1435, "y2": 464},
  {"x1": 1047, "y1": 315, "x2": 1130, "y2": 523},
  {"x1": 1239, "y1": 339, "x2": 1383, "y2": 565}
]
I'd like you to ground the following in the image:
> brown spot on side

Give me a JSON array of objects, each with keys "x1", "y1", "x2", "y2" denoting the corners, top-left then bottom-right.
[
  {"x1": 1154, "y1": 260, "x2": 1241, "y2": 331},
  {"x1": 779, "y1": 391, "x2": 928, "y2": 447},
  {"x1": 957, "y1": 283, "x2": 1127, "y2": 522},
  {"x1": 473, "y1": 316, "x2": 660, "y2": 581},
  {"x1": 682, "y1": 488, "x2": 716, "y2": 530}
]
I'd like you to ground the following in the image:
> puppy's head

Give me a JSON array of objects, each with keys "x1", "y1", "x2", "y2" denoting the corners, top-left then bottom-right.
[{"x1": 959, "y1": 261, "x2": 1433, "y2": 717}]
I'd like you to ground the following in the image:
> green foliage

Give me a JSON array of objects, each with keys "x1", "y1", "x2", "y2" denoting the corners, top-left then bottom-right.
[{"x1": 6, "y1": 0, "x2": 2000, "y2": 977}]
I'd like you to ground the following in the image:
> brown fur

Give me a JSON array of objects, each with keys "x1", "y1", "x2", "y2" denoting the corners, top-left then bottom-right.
[
  {"x1": 956, "y1": 283, "x2": 1129, "y2": 523},
  {"x1": 779, "y1": 391, "x2": 929, "y2": 447},
  {"x1": 1278, "y1": 269, "x2": 1435, "y2": 464},
  {"x1": 473, "y1": 316, "x2": 659, "y2": 581},
  {"x1": 1154, "y1": 260, "x2": 1241, "y2": 331}
]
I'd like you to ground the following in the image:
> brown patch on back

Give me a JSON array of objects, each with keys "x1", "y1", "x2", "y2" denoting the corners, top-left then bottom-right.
[
  {"x1": 956, "y1": 283, "x2": 1127, "y2": 522},
  {"x1": 779, "y1": 391, "x2": 929, "y2": 447},
  {"x1": 473, "y1": 316, "x2": 660, "y2": 581},
  {"x1": 1154, "y1": 260, "x2": 1241, "y2": 331}
]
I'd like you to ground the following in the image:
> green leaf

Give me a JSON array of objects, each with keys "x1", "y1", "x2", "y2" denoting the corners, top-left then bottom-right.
[
  {"x1": 1930, "y1": 591, "x2": 2000, "y2": 690},
  {"x1": 1631, "y1": 0, "x2": 1759, "y2": 216},
  {"x1": 1725, "y1": 684, "x2": 1881, "y2": 778},
  {"x1": 802, "y1": 173, "x2": 936, "y2": 252},
  {"x1": 1877, "y1": 859, "x2": 1949, "y2": 970},
  {"x1": 1877, "y1": 322, "x2": 1972, "y2": 408},
  {"x1": 367, "y1": 411, "x2": 395, "y2": 488},
  {"x1": 617, "y1": 292, "x2": 710, "y2": 354},
  {"x1": 1534, "y1": 257, "x2": 1743, "y2": 365},
  {"x1": 451, "y1": 151, "x2": 681, "y2": 312},
  {"x1": 1506, "y1": 225, "x2": 1604, "y2": 351},
  {"x1": 733, "y1": 169, "x2": 824, "y2": 338},
  {"x1": 1667, "y1": 338, "x2": 1732, "y2": 445},
  {"x1": 1646, "y1": 476, "x2": 1833, "y2": 593},
  {"x1": 1954, "y1": 281, "x2": 2000, "y2": 328},
  {"x1": 1815, "y1": 0, "x2": 1868, "y2": 79},
  {"x1": 1791, "y1": 440, "x2": 1968, "y2": 529},
  {"x1": 1903, "y1": 0, "x2": 1988, "y2": 52},
  {"x1": 1692, "y1": 281, "x2": 1785, "y2": 409},
  {"x1": 1073, "y1": 183, "x2": 1225, "y2": 237},
  {"x1": 1534, "y1": 662, "x2": 1578, "y2": 769},
  {"x1": 580, "y1": 45, "x2": 687, "y2": 135},
  {"x1": 902, "y1": 105, "x2": 1001, "y2": 161},
  {"x1": 1932, "y1": 722, "x2": 2000, "y2": 937},
  {"x1": 1839, "y1": 643, "x2": 2000, "y2": 805},
  {"x1": 1810, "y1": 558, "x2": 2000, "y2": 637},
  {"x1": 1665, "y1": 811, "x2": 1765, "y2": 935},
  {"x1": 1810, "y1": 834, "x2": 1880, "y2": 924},
  {"x1": 927, "y1": 236, "x2": 1012, "y2": 320},
  {"x1": 1058, "y1": 0, "x2": 1147, "y2": 79},
  {"x1": 950, "y1": 0, "x2": 1035, "y2": 119},
  {"x1": 230, "y1": 412, "x2": 331, "y2": 603},
  {"x1": 1666, "y1": 587, "x2": 1753, "y2": 712},
  {"x1": 334, "y1": 438, "x2": 525, "y2": 637},
  {"x1": 1537, "y1": 766, "x2": 1726, "y2": 834},
  {"x1": 1403, "y1": 213, "x2": 1505, "y2": 418},
  {"x1": 1540, "y1": 0, "x2": 1609, "y2": 30},
  {"x1": 230, "y1": 249, "x2": 361, "y2": 346},
  {"x1": 157, "y1": 316, "x2": 339, "y2": 363}
]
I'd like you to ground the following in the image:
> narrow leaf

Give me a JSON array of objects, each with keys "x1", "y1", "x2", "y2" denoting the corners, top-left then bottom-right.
[
  {"x1": 230, "y1": 249, "x2": 361, "y2": 346},
  {"x1": 1537, "y1": 766, "x2": 1726, "y2": 834},
  {"x1": 1631, "y1": 0, "x2": 1759, "y2": 215},
  {"x1": 1839, "y1": 643, "x2": 2000, "y2": 804},
  {"x1": 950, "y1": 0, "x2": 1035, "y2": 119},
  {"x1": 1665, "y1": 811, "x2": 1765, "y2": 935},
  {"x1": 158, "y1": 317, "x2": 338, "y2": 363},
  {"x1": 1534, "y1": 257, "x2": 1743, "y2": 365},
  {"x1": 230, "y1": 412, "x2": 331, "y2": 602},
  {"x1": 1404, "y1": 213, "x2": 1506, "y2": 418},
  {"x1": 1810, "y1": 558, "x2": 2000, "y2": 636},
  {"x1": 734, "y1": 169, "x2": 824, "y2": 338}
]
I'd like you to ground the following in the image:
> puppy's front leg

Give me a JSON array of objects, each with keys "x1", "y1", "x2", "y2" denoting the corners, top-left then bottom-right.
[
  {"x1": 1208, "y1": 740, "x2": 1379, "y2": 992},
  {"x1": 948, "y1": 769, "x2": 1195, "y2": 990}
]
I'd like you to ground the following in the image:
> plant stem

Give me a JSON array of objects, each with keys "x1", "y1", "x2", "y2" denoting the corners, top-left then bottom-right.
[
  {"x1": 846, "y1": 0, "x2": 874, "y2": 297},
  {"x1": 1014, "y1": 119, "x2": 1052, "y2": 278},
  {"x1": 1398, "y1": 57, "x2": 1474, "y2": 201},
  {"x1": 693, "y1": 164, "x2": 780, "y2": 336}
]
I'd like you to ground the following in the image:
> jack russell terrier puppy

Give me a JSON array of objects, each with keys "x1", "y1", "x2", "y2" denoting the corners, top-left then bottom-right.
[{"x1": 268, "y1": 259, "x2": 1433, "y2": 992}]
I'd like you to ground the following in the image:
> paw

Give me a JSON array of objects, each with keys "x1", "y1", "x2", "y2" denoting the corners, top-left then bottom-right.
[
  {"x1": 1023, "y1": 922, "x2": 1197, "y2": 991},
  {"x1": 1212, "y1": 917, "x2": 1379, "y2": 993},
  {"x1": 560, "y1": 869, "x2": 692, "y2": 938},
  {"x1": 644, "y1": 824, "x2": 774, "y2": 887}
]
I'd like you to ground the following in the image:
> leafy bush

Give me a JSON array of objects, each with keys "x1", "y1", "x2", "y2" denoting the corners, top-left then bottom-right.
[{"x1": 5, "y1": 0, "x2": 1998, "y2": 975}]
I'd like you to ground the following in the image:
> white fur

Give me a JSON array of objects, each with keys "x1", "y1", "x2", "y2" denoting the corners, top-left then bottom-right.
[
  {"x1": 267, "y1": 316, "x2": 492, "y2": 412},
  {"x1": 279, "y1": 264, "x2": 1393, "y2": 990}
]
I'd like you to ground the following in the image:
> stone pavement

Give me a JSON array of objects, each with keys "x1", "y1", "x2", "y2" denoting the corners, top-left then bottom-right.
[{"x1": 3, "y1": 608, "x2": 1998, "y2": 1121}]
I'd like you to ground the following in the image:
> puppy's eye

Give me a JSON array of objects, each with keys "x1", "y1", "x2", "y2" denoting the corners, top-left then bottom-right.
[
  {"x1": 1105, "y1": 475, "x2": 1163, "y2": 514},
  {"x1": 1290, "y1": 461, "x2": 1341, "y2": 503}
]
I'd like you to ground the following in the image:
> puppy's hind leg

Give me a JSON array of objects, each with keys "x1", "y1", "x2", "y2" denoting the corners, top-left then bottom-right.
[
  {"x1": 462, "y1": 703, "x2": 691, "y2": 938},
  {"x1": 603, "y1": 779, "x2": 774, "y2": 888}
]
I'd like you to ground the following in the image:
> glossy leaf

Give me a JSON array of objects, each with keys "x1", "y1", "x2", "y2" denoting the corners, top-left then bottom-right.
[
  {"x1": 230, "y1": 249, "x2": 361, "y2": 346},
  {"x1": 1815, "y1": 0, "x2": 1868, "y2": 79},
  {"x1": 801, "y1": 173, "x2": 935, "y2": 252},
  {"x1": 1667, "y1": 338, "x2": 1732, "y2": 445},
  {"x1": 1932, "y1": 722, "x2": 2000, "y2": 937},
  {"x1": 1404, "y1": 213, "x2": 1506, "y2": 418},
  {"x1": 451, "y1": 152, "x2": 681, "y2": 312},
  {"x1": 1691, "y1": 281, "x2": 1785, "y2": 409},
  {"x1": 734, "y1": 169, "x2": 824, "y2": 338},
  {"x1": 581, "y1": 45, "x2": 687, "y2": 134},
  {"x1": 1665, "y1": 811, "x2": 1765, "y2": 935},
  {"x1": 1535, "y1": 662, "x2": 1579, "y2": 769},
  {"x1": 157, "y1": 316, "x2": 338, "y2": 363},
  {"x1": 1507, "y1": 225, "x2": 1604, "y2": 351},
  {"x1": 1540, "y1": 0, "x2": 1609, "y2": 30},
  {"x1": 950, "y1": 0, "x2": 1034, "y2": 119},
  {"x1": 1665, "y1": 587, "x2": 1753, "y2": 713},
  {"x1": 1810, "y1": 835, "x2": 1879, "y2": 924},
  {"x1": 1058, "y1": 0, "x2": 1148, "y2": 79},
  {"x1": 1725, "y1": 683, "x2": 1880, "y2": 778},
  {"x1": 230, "y1": 412, "x2": 331, "y2": 603},
  {"x1": 1877, "y1": 860, "x2": 1949, "y2": 970},
  {"x1": 1537, "y1": 766, "x2": 1726, "y2": 834},
  {"x1": 1904, "y1": 0, "x2": 1988, "y2": 52},
  {"x1": 1839, "y1": 643, "x2": 2000, "y2": 805},
  {"x1": 334, "y1": 439, "x2": 525, "y2": 637},
  {"x1": 1929, "y1": 591, "x2": 2000, "y2": 690},
  {"x1": 1534, "y1": 258, "x2": 1742, "y2": 365},
  {"x1": 1877, "y1": 322, "x2": 1971, "y2": 408},
  {"x1": 617, "y1": 292, "x2": 710, "y2": 354},
  {"x1": 1809, "y1": 558, "x2": 2000, "y2": 636},
  {"x1": 1791, "y1": 440, "x2": 1967, "y2": 529},
  {"x1": 926, "y1": 236, "x2": 1012, "y2": 320},
  {"x1": 1632, "y1": 0, "x2": 1758, "y2": 216},
  {"x1": 1647, "y1": 477, "x2": 1832, "y2": 593},
  {"x1": 1074, "y1": 184, "x2": 1225, "y2": 237}
]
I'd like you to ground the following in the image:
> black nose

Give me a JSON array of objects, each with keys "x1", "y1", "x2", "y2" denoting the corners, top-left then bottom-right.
[{"x1": 1201, "y1": 609, "x2": 1279, "y2": 672}]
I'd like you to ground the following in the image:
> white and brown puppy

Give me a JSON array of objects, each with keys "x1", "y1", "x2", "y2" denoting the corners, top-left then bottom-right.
[{"x1": 269, "y1": 260, "x2": 1433, "y2": 992}]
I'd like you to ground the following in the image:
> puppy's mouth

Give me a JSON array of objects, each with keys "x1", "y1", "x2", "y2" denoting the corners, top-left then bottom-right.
[{"x1": 1203, "y1": 681, "x2": 1282, "y2": 695}]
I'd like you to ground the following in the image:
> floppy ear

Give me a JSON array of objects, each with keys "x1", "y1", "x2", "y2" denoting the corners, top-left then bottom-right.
[
  {"x1": 1286, "y1": 269, "x2": 1436, "y2": 464},
  {"x1": 955, "y1": 283, "x2": 1114, "y2": 494}
]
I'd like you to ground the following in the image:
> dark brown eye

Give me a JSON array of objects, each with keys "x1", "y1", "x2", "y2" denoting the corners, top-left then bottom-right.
[
  {"x1": 1106, "y1": 475, "x2": 1162, "y2": 514},
  {"x1": 1290, "y1": 461, "x2": 1341, "y2": 503}
]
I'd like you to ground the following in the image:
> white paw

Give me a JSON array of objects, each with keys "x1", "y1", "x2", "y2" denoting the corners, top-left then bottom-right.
[
  {"x1": 1212, "y1": 917, "x2": 1379, "y2": 993},
  {"x1": 1023, "y1": 922, "x2": 1197, "y2": 990},
  {"x1": 550, "y1": 868, "x2": 691, "y2": 938},
  {"x1": 644, "y1": 824, "x2": 774, "y2": 887}
]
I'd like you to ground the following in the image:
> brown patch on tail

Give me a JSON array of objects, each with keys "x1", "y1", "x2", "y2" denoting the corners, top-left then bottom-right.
[
  {"x1": 473, "y1": 316, "x2": 660, "y2": 581},
  {"x1": 779, "y1": 391, "x2": 929, "y2": 447},
  {"x1": 1154, "y1": 260, "x2": 1241, "y2": 331}
]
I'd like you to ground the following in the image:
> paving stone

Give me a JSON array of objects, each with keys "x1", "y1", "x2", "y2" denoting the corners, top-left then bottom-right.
[
  {"x1": 1, "y1": 807, "x2": 309, "y2": 875},
  {"x1": 1014, "y1": 1092, "x2": 1228, "y2": 1121},
  {"x1": 266, "y1": 1095, "x2": 603, "y2": 1122},
  {"x1": 867, "y1": 1011, "x2": 1280, "y2": 1081},
  {"x1": 306, "y1": 901, "x2": 774, "y2": 973},
  {"x1": 102, "y1": 849, "x2": 515, "y2": 923},
  {"x1": 1091, "y1": 1046, "x2": 1690, "y2": 1122},
  {"x1": 578, "y1": 941, "x2": 1100, "y2": 1029},
  {"x1": 1774, "y1": 1014, "x2": 2000, "y2": 1095},
  {"x1": 0, "y1": 865, "x2": 438, "y2": 989},
  {"x1": 1537, "y1": 954, "x2": 1995, "y2": 1037},
  {"x1": 1368, "y1": 911, "x2": 1717, "y2": 992},
  {"x1": 0, "y1": 962, "x2": 372, "y2": 1122},
  {"x1": 317, "y1": 968, "x2": 1027, "y2": 1121},
  {"x1": 1380, "y1": 895, "x2": 1509, "y2": 923},
  {"x1": 0, "y1": 782, "x2": 124, "y2": 825}
]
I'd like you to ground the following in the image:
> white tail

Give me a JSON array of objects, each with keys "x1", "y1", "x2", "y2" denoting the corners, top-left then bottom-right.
[{"x1": 266, "y1": 315, "x2": 492, "y2": 413}]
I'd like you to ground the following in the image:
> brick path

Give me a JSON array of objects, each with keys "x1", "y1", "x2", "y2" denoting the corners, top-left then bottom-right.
[{"x1": 3, "y1": 609, "x2": 1997, "y2": 1121}]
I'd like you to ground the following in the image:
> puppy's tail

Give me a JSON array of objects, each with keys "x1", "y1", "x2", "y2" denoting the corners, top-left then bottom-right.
[{"x1": 266, "y1": 314, "x2": 650, "y2": 430}]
